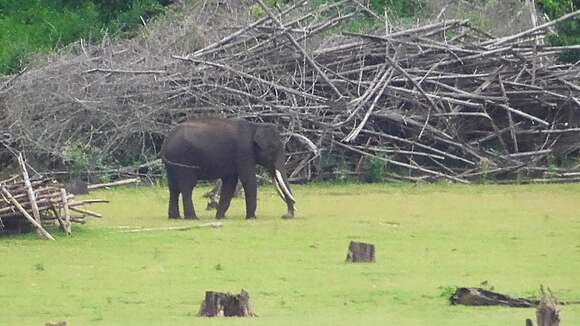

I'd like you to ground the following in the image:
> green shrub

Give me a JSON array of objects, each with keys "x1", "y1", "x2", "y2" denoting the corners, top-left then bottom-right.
[
  {"x1": 537, "y1": 0, "x2": 580, "y2": 62},
  {"x1": 62, "y1": 141, "x2": 105, "y2": 177},
  {"x1": 0, "y1": 0, "x2": 167, "y2": 74},
  {"x1": 370, "y1": 0, "x2": 424, "y2": 18},
  {"x1": 249, "y1": 0, "x2": 291, "y2": 18},
  {"x1": 362, "y1": 154, "x2": 386, "y2": 183}
]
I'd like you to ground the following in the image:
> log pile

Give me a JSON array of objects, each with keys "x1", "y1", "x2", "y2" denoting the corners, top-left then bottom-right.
[
  {"x1": 3, "y1": 1, "x2": 580, "y2": 182},
  {"x1": 0, "y1": 153, "x2": 106, "y2": 239}
]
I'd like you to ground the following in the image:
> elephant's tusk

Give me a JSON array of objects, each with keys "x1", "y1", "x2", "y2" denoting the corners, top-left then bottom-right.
[
  {"x1": 273, "y1": 176, "x2": 286, "y2": 201},
  {"x1": 275, "y1": 170, "x2": 295, "y2": 203}
]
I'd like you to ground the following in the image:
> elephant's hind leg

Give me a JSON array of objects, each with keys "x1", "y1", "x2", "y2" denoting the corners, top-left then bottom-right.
[
  {"x1": 178, "y1": 172, "x2": 198, "y2": 220},
  {"x1": 167, "y1": 170, "x2": 181, "y2": 219},
  {"x1": 168, "y1": 189, "x2": 181, "y2": 219},
  {"x1": 216, "y1": 175, "x2": 238, "y2": 219}
]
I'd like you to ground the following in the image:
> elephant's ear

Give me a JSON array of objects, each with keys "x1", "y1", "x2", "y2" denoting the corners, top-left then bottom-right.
[{"x1": 253, "y1": 124, "x2": 277, "y2": 151}]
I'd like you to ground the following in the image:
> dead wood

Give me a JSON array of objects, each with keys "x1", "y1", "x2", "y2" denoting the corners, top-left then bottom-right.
[
  {"x1": 450, "y1": 287, "x2": 535, "y2": 308},
  {"x1": 536, "y1": 288, "x2": 560, "y2": 326},
  {"x1": 2, "y1": 1, "x2": 580, "y2": 183},
  {"x1": 346, "y1": 241, "x2": 375, "y2": 263},
  {"x1": 0, "y1": 151, "x2": 107, "y2": 237},
  {"x1": 198, "y1": 290, "x2": 255, "y2": 317}
]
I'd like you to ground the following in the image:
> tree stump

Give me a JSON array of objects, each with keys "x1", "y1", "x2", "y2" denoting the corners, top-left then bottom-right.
[
  {"x1": 346, "y1": 241, "x2": 375, "y2": 263},
  {"x1": 537, "y1": 291, "x2": 560, "y2": 326},
  {"x1": 198, "y1": 290, "x2": 255, "y2": 317},
  {"x1": 65, "y1": 177, "x2": 88, "y2": 195}
]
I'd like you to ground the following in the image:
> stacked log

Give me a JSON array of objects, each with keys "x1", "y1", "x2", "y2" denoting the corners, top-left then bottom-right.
[
  {"x1": 0, "y1": 153, "x2": 106, "y2": 239},
  {"x1": 3, "y1": 2, "x2": 580, "y2": 182}
]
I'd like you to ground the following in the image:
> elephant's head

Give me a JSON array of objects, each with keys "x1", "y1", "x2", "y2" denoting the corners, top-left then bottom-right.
[{"x1": 253, "y1": 123, "x2": 295, "y2": 218}]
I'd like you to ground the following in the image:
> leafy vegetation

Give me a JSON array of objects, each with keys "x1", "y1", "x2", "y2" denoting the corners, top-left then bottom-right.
[
  {"x1": 250, "y1": 0, "x2": 424, "y2": 29},
  {"x1": 368, "y1": 0, "x2": 424, "y2": 18},
  {"x1": 537, "y1": 0, "x2": 580, "y2": 62},
  {"x1": 1, "y1": 183, "x2": 579, "y2": 324},
  {"x1": 0, "y1": 0, "x2": 168, "y2": 75},
  {"x1": 362, "y1": 155, "x2": 386, "y2": 183}
]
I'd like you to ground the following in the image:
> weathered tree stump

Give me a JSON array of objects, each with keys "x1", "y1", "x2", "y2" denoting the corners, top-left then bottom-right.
[
  {"x1": 346, "y1": 241, "x2": 375, "y2": 263},
  {"x1": 65, "y1": 177, "x2": 88, "y2": 195},
  {"x1": 197, "y1": 290, "x2": 254, "y2": 317},
  {"x1": 537, "y1": 291, "x2": 560, "y2": 326}
]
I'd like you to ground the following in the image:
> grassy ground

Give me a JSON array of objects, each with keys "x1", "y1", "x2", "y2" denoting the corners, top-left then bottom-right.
[{"x1": 1, "y1": 183, "x2": 579, "y2": 325}]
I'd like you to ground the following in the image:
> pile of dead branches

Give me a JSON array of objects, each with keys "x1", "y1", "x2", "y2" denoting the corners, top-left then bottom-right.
[
  {"x1": 2, "y1": 1, "x2": 580, "y2": 183},
  {"x1": 0, "y1": 153, "x2": 106, "y2": 239}
]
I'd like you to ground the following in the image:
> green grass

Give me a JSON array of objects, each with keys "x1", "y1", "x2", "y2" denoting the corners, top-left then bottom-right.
[{"x1": 1, "y1": 183, "x2": 580, "y2": 325}]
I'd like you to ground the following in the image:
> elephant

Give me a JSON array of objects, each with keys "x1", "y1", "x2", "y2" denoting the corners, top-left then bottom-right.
[{"x1": 160, "y1": 118, "x2": 296, "y2": 220}]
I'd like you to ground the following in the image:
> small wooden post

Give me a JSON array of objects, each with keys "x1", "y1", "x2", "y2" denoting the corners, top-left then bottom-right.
[
  {"x1": 346, "y1": 241, "x2": 375, "y2": 263},
  {"x1": 17, "y1": 153, "x2": 42, "y2": 237},
  {"x1": 60, "y1": 188, "x2": 71, "y2": 235},
  {"x1": 49, "y1": 205, "x2": 67, "y2": 234}
]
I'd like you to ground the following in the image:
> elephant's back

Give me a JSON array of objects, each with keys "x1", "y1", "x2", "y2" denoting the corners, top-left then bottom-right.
[{"x1": 162, "y1": 119, "x2": 251, "y2": 178}]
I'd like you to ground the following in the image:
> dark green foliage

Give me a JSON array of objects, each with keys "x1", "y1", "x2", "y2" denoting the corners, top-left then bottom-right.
[
  {"x1": 0, "y1": 0, "x2": 166, "y2": 74},
  {"x1": 319, "y1": 151, "x2": 356, "y2": 182},
  {"x1": 362, "y1": 155, "x2": 386, "y2": 183},
  {"x1": 369, "y1": 0, "x2": 424, "y2": 18},
  {"x1": 537, "y1": 0, "x2": 580, "y2": 62},
  {"x1": 309, "y1": 0, "x2": 424, "y2": 17}
]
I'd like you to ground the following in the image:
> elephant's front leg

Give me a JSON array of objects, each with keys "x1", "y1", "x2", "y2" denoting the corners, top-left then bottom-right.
[
  {"x1": 239, "y1": 173, "x2": 257, "y2": 219},
  {"x1": 216, "y1": 176, "x2": 238, "y2": 219}
]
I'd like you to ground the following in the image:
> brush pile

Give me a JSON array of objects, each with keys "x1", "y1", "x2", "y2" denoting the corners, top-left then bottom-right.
[
  {"x1": 2, "y1": 1, "x2": 580, "y2": 182},
  {"x1": 0, "y1": 153, "x2": 106, "y2": 239}
]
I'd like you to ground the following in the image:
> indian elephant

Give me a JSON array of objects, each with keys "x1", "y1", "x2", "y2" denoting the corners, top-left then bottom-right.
[{"x1": 160, "y1": 119, "x2": 295, "y2": 219}]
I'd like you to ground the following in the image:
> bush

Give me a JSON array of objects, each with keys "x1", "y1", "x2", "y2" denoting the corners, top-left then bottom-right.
[
  {"x1": 0, "y1": 0, "x2": 166, "y2": 74},
  {"x1": 537, "y1": 0, "x2": 580, "y2": 62},
  {"x1": 362, "y1": 155, "x2": 386, "y2": 183},
  {"x1": 369, "y1": 0, "x2": 424, "y2": 18}
]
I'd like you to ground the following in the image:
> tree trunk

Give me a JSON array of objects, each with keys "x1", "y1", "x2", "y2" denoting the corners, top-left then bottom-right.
[
  {"x1": 537, "y1": 292, "x2": 560, "y2": 326},
  {"x1": 198, "y1": 290, "x2": 254, "y2": 317}
]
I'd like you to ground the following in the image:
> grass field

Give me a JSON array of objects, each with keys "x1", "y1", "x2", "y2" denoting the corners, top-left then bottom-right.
[{"x1": 1, "y1": 183, "x2": 579, "y2": 325}]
